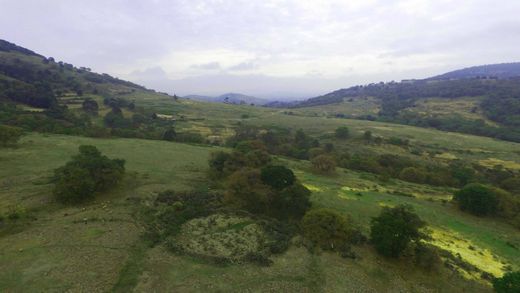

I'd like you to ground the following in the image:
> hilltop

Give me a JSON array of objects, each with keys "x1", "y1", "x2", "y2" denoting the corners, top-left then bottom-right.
[{"x1": 429, "y1": 63, "x2": 520, "y2": 80}]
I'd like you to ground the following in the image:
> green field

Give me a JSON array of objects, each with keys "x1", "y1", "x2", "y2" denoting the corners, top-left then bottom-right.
[{"x1": 1, "y1": 130, "x2": 519, "y2": 292}]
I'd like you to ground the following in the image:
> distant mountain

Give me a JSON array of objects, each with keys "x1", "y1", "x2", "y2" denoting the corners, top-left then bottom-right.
[
  {"x1": 184, "y1": 92, "x2": 270, "y2": 105},
  {"x1": 429, "y1": 62, "x2": 520, "y2": 80}
]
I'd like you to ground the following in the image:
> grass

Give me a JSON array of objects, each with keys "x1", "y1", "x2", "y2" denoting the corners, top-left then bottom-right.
[{"x1": 2, "y1": 93, "x2": 520, "y2": 291}]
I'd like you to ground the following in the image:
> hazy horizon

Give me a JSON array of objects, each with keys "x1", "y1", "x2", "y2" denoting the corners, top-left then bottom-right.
[{"x1": 2, "y1": 0, "x2": 520, "y2": 99}]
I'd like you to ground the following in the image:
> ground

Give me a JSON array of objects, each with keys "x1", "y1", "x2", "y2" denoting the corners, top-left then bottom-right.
[{"x1": 1, "y1": 132, "x2": 519, "y2": 292}]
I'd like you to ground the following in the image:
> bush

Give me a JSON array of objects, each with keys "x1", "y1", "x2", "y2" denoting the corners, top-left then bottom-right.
[
  {"x1": 370, "y1": 205, "x2": 425, "y2": 257},
  {"x1": 453, "y1": 184, "x2": 499, "y2": 216},
  {"x1": 493, "y1": 271, "x2": 520, "y2": 293},
  {"x1": 399, "y1": 167, "x2": 427, "y2": 184},
  {"x1": 224, "y1": 169, "x2": 272, "y2": 214},
  {"x1": 311, "y1": 154, "x2": 336, "y2": 173},
  {"x1": 53, "y1": 145, "x2": 125, "y2": 203},
  {"x1": 0, "y1": 125, "x2": 23, "y2": 146},
  {"x1": 301, "y1": 208, "x2": 355, "y2": 251},
  {"x1": 260, "y1": 165, "x2": 296, "y2": 190},
  {"x1": 335, "y1": 126, "x2": 350, "y2": 139},
  {"x1": 270, "y1": 183, "x2": 311, "y2": 220}
]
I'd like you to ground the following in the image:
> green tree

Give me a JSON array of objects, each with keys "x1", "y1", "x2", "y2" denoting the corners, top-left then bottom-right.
[
  {"x1": 399, "y1": 167, "x2": 427, "y2": 184},
  {"x1": 0, "y1": 125, "x2": 23, "y2": 146},
  {"x1": 335, "y1": 126, "x2": 350, "y2": 139},
  {"x1": 224, "y1": 169, "x2": 272, "y2": 214},
  {"x1": 81, "y1": 98, "x2": 99, "y2": 115},
  {"x1": 493, "y1": 271, "x2": 520, "y2": 293},
  {"x1": 370, "y1": 205, "x2": 425, "y2": 257},
  {"x1": 363, "y1": 130, "x2": 372, "y2": 142},
  {"x1": 453, "y1": 184, "x2": 499, "y2": 216},
  {"x1": 53, "y1": 145, "x2": 125, "y2": 203},
  {"x1": 311, "y1": 154, "x2": 336, "y2": 173},
  {"x1": 270, "y1": 183, "x2": 311, "y2": 220},
  {"x1": 260, "y1": 165, "x2": 296, "y2": 190},
  {"x1": 301, "y1": 208, "x2": 353, "y2": 250},
  {"x1": 162, "y1": 127, "x2": 177, "y2": 141}
]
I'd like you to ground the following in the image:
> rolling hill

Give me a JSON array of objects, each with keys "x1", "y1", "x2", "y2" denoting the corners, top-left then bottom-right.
[
  {"x1": 185, "y1": 92, "x2": 270, "y2": 105},
  {"x1": 1, "y1": 39, "x2": 520, "y2": 292},
  {"x1": 429, "y1": 62, "x2": 520, "y2": 80},
  {"x1": 270, "y1": 65, "x2": 520, "y2": 143}
]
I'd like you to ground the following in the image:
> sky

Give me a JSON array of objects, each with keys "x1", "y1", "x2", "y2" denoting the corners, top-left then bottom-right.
[{"x1": 2, "y1": 0, "x2": 520, "y2": 99}]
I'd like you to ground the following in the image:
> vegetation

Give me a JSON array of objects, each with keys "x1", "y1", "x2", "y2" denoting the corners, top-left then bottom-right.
[
  {"x1": 453, "y1": 184, "x2": 499, "y2": 216},
  {"x1": 493, "y1": 271, "x2": 520, "y2": 293},
  {"x1": 0, "y1": 124, "x2": 22, "y2": 146},
  {"x1": 53, "y1": 145, "x2": 125, "y2": 203},
  {"x1": 370, "y1": 205, "x2": 425, "y2": 258},
  {"x1": 335, "y1": 126, "x2": 350, "y2": 139},
  {"x1": 301, "y1": 208, "x2": 362, "y2": 252}
]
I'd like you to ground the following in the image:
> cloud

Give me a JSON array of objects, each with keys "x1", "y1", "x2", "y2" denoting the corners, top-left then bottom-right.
[
  {"x1": 228, "y1": 61, "x2": 259, "y2": 71},
  {"x1": 190, "y1": 62, "x2": 221, "y2": 70},
  {"x1": 1, "y1": 0, "x2": 520, "y2": 97}
]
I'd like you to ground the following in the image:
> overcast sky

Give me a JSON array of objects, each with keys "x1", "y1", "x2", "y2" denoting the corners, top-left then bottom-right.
[{"x1": 2, "y1": 0, "x2": 520, "y2": 99}]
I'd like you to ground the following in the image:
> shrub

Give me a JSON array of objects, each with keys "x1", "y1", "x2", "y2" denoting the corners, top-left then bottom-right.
[
  {"x1": 301, "y1": 208, "x2": 354, "y2": 251},
  {"x1": 81, "y1": 98, "x2": 99, "y2": 115},
  {"x1": 370, "y1": 205, "x2": 425, "y2": 258},
  {"x1": 311, "y1": 154, "x2": 336, "y2": 173},
  {"x1": 260, "y1": 165, "x2": 296, "y2": 190},
  {"x1": 270, "y1": 183, "x2": 311, "y2": 220},
  {"x1": 53, "y1": 145, "x2": 125, "y2": 203},
  {"x1": 399, "y1": 167, "x2": 427, "y2": 184},
  {"x1": 453, "y1": 184, "x2": 499, "y2": 216},
  {"x1": 0, "y1": 125, "x2": 23, "y2": 146},
  {"x1": 335, "y1": 126, "x2": 350, "y2": 139},
  {"x1": 225, "y1": 169, "x2": 272, "y2": 214},
  {"x1": 162, "y1": 127, "x2": 177, "y2": 141},
  {"x1": 493, "y1": 271, "x2": 520, "y2": 293},
  {"x1": 500, "y1": 177, "x2": 520, "y2": 193}
]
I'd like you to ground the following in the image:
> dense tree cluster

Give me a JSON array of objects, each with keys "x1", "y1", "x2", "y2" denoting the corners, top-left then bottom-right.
[
  {"x1": 53, "y1": 145, "x2": 125, "y2": 203},
  {"x1": 370, "y1": 205, "x2": 425, "y2": 257},
  {"x1": 493, "y1": 271, "x2": 520, "y2": 293},
  {"x1": 0, "y1": 124, "x2": 23, "y2": 146},
  {"x1": 301, "y1": 208, "x2": 363, "y2": 252}
]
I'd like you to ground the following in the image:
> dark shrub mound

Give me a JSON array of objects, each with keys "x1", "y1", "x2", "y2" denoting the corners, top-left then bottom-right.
[
  {"x1": 53, "y1": 145, "x2": 125, "y2": 203},
  {"x1": 370, "y1": 205, "x2": 425, "y2": 258},
  {"x1": 453, "y1": 183, "x2": 499, "y2": 216}
]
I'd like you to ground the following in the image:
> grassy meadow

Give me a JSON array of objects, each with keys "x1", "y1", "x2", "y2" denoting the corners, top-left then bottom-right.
[
  {"x1": 1, "y1": 128, "x2": 519, "y2": 291},
  {"x1": 1, "y1": 92, "x2": 520, "y2": 292}
]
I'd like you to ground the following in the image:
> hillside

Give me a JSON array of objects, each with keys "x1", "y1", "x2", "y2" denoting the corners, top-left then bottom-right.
[
  {"x1": 1, "y1": 40, "x2": 520, "y2": 292},
  {"x1": 272, "y1": 70, "x2": 520, "y2": 143},
  {"x1": 185, "y1": 92, "x2": 269, "y2": 105},
  {"x1": 430, "y1": 63, "x2": 520, "y2": 80}
]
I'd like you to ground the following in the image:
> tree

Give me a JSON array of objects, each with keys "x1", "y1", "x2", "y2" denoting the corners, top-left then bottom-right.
[
  {"x1": 311, "y1": 154, "x2": 336, "y2": 173},
  {"x1": 370, "y1": 205, "x2": 425, "y2": 257},
  {"x1": 399, "y1": 167, "x2": 427, "y2": 184},
  {"x1": 493, "y1": 271, "x2": 520, "y2": 293},
  {"x1": 301, "y1": 209, "x2": 353, "y2": 250},
  {"x1": 82, "y1": 98, "x2": 99, "y2": 115},
  {"x1": 53, "y1": 145, "x2": 125, "y2": 203},
  {"x1": 260, "y1": 165, "x2": 296, "y2": 190},
  {"x1": 270, "y1": 183, "x2": 311, "y2": 220},
  {"x1": 0, "y1": 125, "x2": 23, "y2": 146},
  {"x1": 335, "y1": 126, "x2": 350, "y2": 139},
  {"x1": 224, "y1": 169, "x2": 272, "y2": 214},
  {"x1": 363, "y1": 130, "x2": 372, "y2": 142},
  {"x1": 162, "y1": 127, "x2": 177, "y2": 141},
  {"x1": 500, "y1": 177, "x2": 520, "y2": 193},
  {"x1": 453, "y1": 184, "x2": 499, "y2": 216}
]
